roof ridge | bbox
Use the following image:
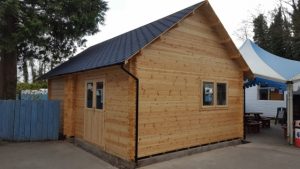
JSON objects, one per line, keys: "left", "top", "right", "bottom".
{"left": 41, "top": 1, "right": 205, "bottom": 79}
{"left": 79, "top": 2, "right": 204, "bottom": 53}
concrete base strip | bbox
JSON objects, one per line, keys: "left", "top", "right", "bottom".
{"left": 74, "top": 138, "right": 135, "bottom": 169}
{"left": 73, "top": 137, "right": 241, "bottom": 169}
{"left": 137, "top": 139, "right": 242, "bottom": 167}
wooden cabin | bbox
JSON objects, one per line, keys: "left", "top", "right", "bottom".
{"left": 43, "top": 1, "right": 250, "bottom": 167}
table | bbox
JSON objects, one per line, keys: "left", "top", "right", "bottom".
{"left": 245, "top": 112, "right": 263, "bottom": 120}
{"left": 245, "top": 112, "right": 271, "bottom": 128}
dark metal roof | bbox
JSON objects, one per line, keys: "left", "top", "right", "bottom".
{"left": 42, "top": 2, "right": 205, "bottom": 79}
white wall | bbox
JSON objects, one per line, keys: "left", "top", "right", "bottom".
{"left": 245, "top": 86, "right": 286, "bottom": 118}
{"left": 294, "top": 82, "right": 300, "bottom": 94}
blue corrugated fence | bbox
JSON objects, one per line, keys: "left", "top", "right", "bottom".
{"left": 0, "top": 100, "right": 60, "bottom": 141}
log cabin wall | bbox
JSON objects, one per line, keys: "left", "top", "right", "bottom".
{"left": 48, "top": 66, "right": 135, "bottom": 161}
{"left": 134, "top": 10, "right": 244, "bottom": 158}
{"left": 48, "top": 77, "right": 65, "bottom": 133}
{"left": 73, "top": 66, "right": 135, "bottom": 160}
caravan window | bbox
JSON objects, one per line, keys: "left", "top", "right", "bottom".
{"left": 258, "top": 86, "right": 284, "bottom": 101}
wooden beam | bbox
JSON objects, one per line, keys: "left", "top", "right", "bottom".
{"left": 244, "top": 70, "right": 254, "bottom": 79}
{"left": 209, "top": 21, "right": 221, "bottom": 28}
{"left": 230, "top": 54, "right": 240, "bottom": 60}
{"left": 150, "top": 36, "right": 162, "bottom": 45}
{"left": 136, "top": 50, "right": 143, "bottom": 56}
{"left": 190, "top": 10, "right": 196, "bottom": 16}
{"left": 173, "top": 23, "right": 180, "bottom": 28}
{"left": 242, "top": 66, "right": 250, "bottom": 72}
{"left": 220, "top": 38, "right": 232, "bottom": 44}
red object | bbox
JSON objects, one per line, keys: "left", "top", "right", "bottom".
{"left": 295, "top": 139, "right": 300, "bottom": 148}
{"left": 295, "top": 128, "right": 300, "bottom": 148}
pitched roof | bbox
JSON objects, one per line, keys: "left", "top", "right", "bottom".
{"left": 42, "top": 2, "right": 205, "bottom": 79}
{"left": 240, "top": 39, "right": 300, "bottom": 82}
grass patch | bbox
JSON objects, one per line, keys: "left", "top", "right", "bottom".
{"left": 0, "top": 140, "right": 8, "bottom": 146}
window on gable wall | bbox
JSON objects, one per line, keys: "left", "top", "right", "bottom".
{"left": 203, "top": 82, "right": 214, "bottom": 106}
{"left": 217, "top": 83, "right": 227, "bottom": 105}
{"left": 202, "top": 81, "right": 228, "bottom": 107}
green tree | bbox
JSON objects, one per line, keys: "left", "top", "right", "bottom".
{"left": 0, "top": 0, "right": 108, "bottom": 99}
{"left": 253, "top": 14, "right": 270, "bottom": 51}
{"left": 291, "top": 0, "right": 300, "bottom": 59}
{"left": 268, "top": 7, "right": 293, "bottom": 59}
{"left": 282, "top": 10, "right": 294, "bottom": 59}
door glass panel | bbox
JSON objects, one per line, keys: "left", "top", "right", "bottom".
{"left": 96, "top": 82, "right": 104, "bottom": 110}
{"left": 86, "top": 82, "right": 93, "bottom": 108}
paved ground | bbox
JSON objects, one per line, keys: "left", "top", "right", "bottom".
{"left": 246, "top": 121, "right": 288, "bottom": 146}
{"left": 140, "top": 141, "right": 300, "bottom": 169}
{"left": 141, "top": 123, "right": 300, "bottom": 169}
{"left": 0, "top": 123, "right": 299, "bottom": 169}
{"left": 0, "top": 141, "right": 116, "bottom": 169}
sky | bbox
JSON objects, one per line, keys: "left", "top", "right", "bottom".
{"left": 79, "top": 0, "right": 279, "bottom": 53}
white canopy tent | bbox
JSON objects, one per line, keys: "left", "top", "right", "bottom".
{"left": 240, "top": 39, "right": 300, "bottom": 144}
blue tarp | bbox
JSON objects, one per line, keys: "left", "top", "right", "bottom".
{"left": 244, "top": 77, "right": 287, "bottom": 90}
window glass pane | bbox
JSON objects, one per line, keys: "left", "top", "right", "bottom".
{"left": 259, "top": 88, "right": 268, "bottom": 100}
{"left": 217, "top": 83, "right": 227, "bottom": 105}
{"left": 96, "top": 82, "right": 104, "bottom": 109}
{"left": 270, "top": 88, "right": 284, "bottom": 100}
{"left": 203, "top": 82, "right": 214, "bottom": 106}
{"left": 86, "top": 82, "right": 93, "bottom": 108}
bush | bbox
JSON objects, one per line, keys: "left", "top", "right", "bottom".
{"left": 17, "top": 82, "right": 48, "bottom": 93}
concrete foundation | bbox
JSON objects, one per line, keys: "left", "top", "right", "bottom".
{"left": 73, "top": 137, "right": 241, "bottom": 169}
{"left": 74, "top": 138, "right": 135, "bottom": 169}
{"left": 137, "top": 139, "right": 242, "bottom": 167}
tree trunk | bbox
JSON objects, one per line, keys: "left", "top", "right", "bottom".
{"left": 0, "top": 50, "right": 17, "bottom": 100}
{"left": 29, "top": 58, "right": 36, "bottom": 82}
{"left": 23, "top": 57, "right": 28, "bottom": 83}
{"left": 0, "top": 54, "right": 4, "bottom": 98}
{"left": 38, "top": 62, "right": 45, "bottom": 78}
{"left": 0, "top": 4, "right": 18, "bottom": 100}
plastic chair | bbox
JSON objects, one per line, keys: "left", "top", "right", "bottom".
{"left": 275, "top": 107, "right": 287, "bottom": 125}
